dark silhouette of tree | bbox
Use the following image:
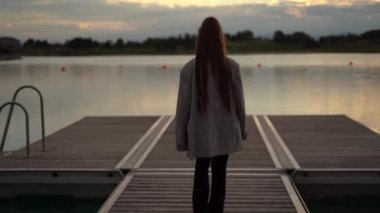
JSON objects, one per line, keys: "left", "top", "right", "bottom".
{"left": 182, "top": 33, "right": 195, "bottom": 49}
{"left": 319, "top": 35, "right": 345, "bottom": 43}
{"left": 66, "top": 37, "right": 98, "bottom": 49}
{"left": 273, "top": 30, "right": 286, "bottom": 43}
{"left": 126, "top": 41, "right": 142, "bottom": 48}
{"left": 361, "top": 29, "right": 380, "bottom": 42}
{"left": 8, "top": 27, "right": 380, "bottom": 55}
{"left": 167, "top": 36, "right": 177, "bottom": 50}
{"left": 228, "top": 30, "right": 254, "bottom": 41}
{"left": 319, "top": 34, "right": 360, "bottom": 46}
{"left": 23, "top": 39, "right": 36, "bottom": 48}
{"left": 115, "top": 38, "right": 124, "bottom": 48}
{"left": 289, "top": 32, "right": 312, "bottom": 43}
{"left": 23, "top": 39, "right": 52, "bottom": 49}
{"left": 103, "top": 40, "right": 113, "bottom": 49}
{"left": 35, "top": 40, "right": 50, "bottom": 49}
{"left": 0, "top": 37, "right": 21, "bottom": 55}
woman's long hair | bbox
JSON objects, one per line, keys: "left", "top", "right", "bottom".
{"left": 195, "top": 17, "right": 233, "bottom": 115}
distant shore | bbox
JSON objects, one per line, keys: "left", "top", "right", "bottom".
{"left": 2, "top": 50, "right": 379, "bottom": 60}
{"left": 20, "top": 40, "right": 380, "bottom": 56}
{"left": 0, "top": 55, "right": 21, "bottom": 60}
{"left": 19, "top": 50, "right": 380, "bottom": 57}
{"left": 1, "top": 28, "right": 378, "bottom": 57}
{"left": 19, "top": 45, "right": 380, "bottom": 57}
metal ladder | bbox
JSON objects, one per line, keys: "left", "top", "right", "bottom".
{"left": 0, "top": 85, "right": 46, "bottom": 157}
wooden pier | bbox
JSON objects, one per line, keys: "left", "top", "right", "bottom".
{"left": 0, "top": 115, "right": 379, "bottom": 212}
{"left": 0, "top": 116, "right": 160, "bottom": 170}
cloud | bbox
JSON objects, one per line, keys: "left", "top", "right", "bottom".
{"left": 35, "top": 0, "right": 53, "bottom": 5}
{"left": 275, "top": 0, "right": 372, "bottom": 7}
{"left": 0, "top": 0, "right": 379, "bottom": 42}
{"left": 15, "top": 19, "right": 135, "bottom": 31}
{"left": 104, "top": 0, "right": 378, "bottom": 7}
{"left": 285, "top": 7, "right": 307, "bottom": 18}
{"left": 5, "top": 22, "right": 14, "bottom": 28}
{"left": 105, "top": 0, "right": 260, "bottom": 8}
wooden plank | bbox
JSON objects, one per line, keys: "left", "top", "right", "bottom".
{"left": 0, "top": 116, "right": 159, "bottom": 170}
{"left": 268, "top": 115, "right": 380, "bottom": 169}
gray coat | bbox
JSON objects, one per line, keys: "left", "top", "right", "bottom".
{"left": 175, "top": 57, "right": 247, "bottom": 158}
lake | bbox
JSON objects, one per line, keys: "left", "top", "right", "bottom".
{"left": 0, "top": 54, "right": 379, "bottom": 151}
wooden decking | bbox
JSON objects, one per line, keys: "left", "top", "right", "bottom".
{"left": 267, "top": 115, "right": 380, "bottom": 169}
{"left": 101, "top": 116, "right": 298, "bottom": 212}
{"left": 1, "top": 114, "right": 379, "bottom": 212}
{"left": 0, "top": 116, "right": 159, "bottom": 169}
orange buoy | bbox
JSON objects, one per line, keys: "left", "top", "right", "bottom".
{"left": 61, "top": 66, "right": 66, "bottom": 72}
{"left": 162, "top": 64, "right": 168, "bottom": 70}
{"left": 257, "top": 63, "right": 262, "bottom": 68}
{"left": 349, "top": 61, "right": 353, "bottom": 66}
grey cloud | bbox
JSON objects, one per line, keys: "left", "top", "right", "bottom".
{"left": 0, "top": 1, "right": 379, "bottom": 42}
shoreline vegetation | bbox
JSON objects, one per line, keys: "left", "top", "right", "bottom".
{"left": 1, "top": 29, "right": 379, "bottom": 59}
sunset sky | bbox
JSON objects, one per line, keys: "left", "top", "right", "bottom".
{"left": 0, "top": 0, "right": 379, "bottom": 42}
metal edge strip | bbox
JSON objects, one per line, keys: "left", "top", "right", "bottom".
{"left": 98, "top": 172, "right": 134, "bottom": 213}
{"left": 114, "top": 116, "right": 165, "bottom": 169}
{"left": 280, "top": 174, "right": 309, "bottom": 213}
{"left": 133, "top": 115, "right": 174, "bottom": 169}
{"left": 98, "top": 116, "right": 173, "bottom": 212}
{"left": 253, "top": 115, "right": 283, "bottom": 169}
{"left": 263, "top": 115, "right": 301, "bottom": 169}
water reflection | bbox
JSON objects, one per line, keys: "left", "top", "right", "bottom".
{"left": 0, "top": 55, "right": 379, "bottom": 150}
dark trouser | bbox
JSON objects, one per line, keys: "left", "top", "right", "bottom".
{"left": 192, "top": 154, "right": 229, "bottom": 213}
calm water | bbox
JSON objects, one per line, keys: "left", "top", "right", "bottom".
{"left": 0, "top": 54, "right": 379, "bottom": 151}
{"left": 306, "top": 196, "right": 380, "bottom": 213}
{"left": 0, "top": 195, "right": 102, "bottom": 213}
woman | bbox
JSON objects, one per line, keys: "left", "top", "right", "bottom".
{"left": 175, "top": 17, "right": 247, "bottom": 213}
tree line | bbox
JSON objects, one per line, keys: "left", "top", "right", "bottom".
{"left": 2, "top": 28, "right": 380, "bottom": 55}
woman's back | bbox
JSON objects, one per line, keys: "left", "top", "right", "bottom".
{"left": 175, "top": 16, "right": 247, "bottom": 213}
{"left": 176, "top": 57, "right": 246, "bottom": 158}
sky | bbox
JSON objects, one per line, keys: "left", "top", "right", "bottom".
{"left": 0, "top": 0, "right": 379, "bottom": 42}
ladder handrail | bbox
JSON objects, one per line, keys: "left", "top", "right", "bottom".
{"left": 0, "top": 102, "right": 30, "bottom": 157}
{"left": 1, "top": 85, "right": 46, "bottom": 152}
